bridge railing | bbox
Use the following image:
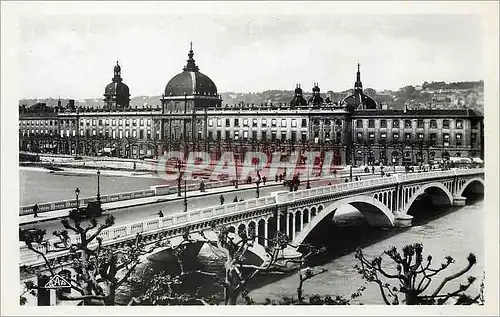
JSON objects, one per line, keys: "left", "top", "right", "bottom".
{"left": 277, "top": 168, "right": 484, "bottom": 203}
{"left": 25, "top": 195, "right": 278, "bottom": 256}
{"left": 20, "top": 179, "right": 233, "bottom": 216}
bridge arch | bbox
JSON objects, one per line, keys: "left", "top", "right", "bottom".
{"left": 457, "top": 177, "right": 484, "bottom": 197}
{"left": 293, "top": 195, "right": 395, "bottom": 246}
{"left": 402, "top": 182, "right": 453, "bottom": 215}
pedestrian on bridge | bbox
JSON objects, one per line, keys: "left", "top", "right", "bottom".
{"left": 233, "top": 196, "right": 238, "bottom": 203}
{"left": 220, "top": 194, "right": 225, "bottom": 205}
{"left": 262, "top": 176, "right": 267, "bottom": 185}
{"left": 275, "top": 174, "right": 278, "bottom": 182}
{"left": 33, "top": 203, "right": 39, "bottom": 218}
{"left": 158, "top": 210, "right": 164, "bottom": 218}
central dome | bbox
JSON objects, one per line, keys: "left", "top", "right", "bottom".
{"left": 164, "top": 45, "right": 218, "bottom": 97}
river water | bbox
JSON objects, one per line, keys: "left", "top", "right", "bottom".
{"left": 19, "top": 170, "right": 484, "bottom": 305}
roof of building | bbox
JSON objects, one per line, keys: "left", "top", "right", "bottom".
{"left": 164, "top": 45, "right": 218, "bottom": 97}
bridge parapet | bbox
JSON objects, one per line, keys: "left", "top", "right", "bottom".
{"left": 23, "top": 195, "right": 278, "bottom": 261}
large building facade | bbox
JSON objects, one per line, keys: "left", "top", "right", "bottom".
{"left": 19, "top": 46, "right": 484, "bottom": 166}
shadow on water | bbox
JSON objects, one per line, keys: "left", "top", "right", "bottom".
{"left": 119, "top": 193, "right": 483, "bottom": 305}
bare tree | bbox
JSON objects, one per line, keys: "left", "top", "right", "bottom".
{"left": 20, "top": 209, "right": 165, "bottom": 305}
{"left": 130, "top": 225, "right": 327, "bottom": 305}
{"left": 355, "top": 243, "right": 481, "bottom": 305}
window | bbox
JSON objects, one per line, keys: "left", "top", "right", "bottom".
{"left": 208, "top": 119, "right": 213, "bottom": 127}
{"left": 443, "top": 120, "right": 450, "bottom": 129}
{"left": 405, "top": 120, "right": 412, "bottom": 128}
{"left": 105, "top": 119, "right": 109, "bottom": 126}
{"left": 234, "top": 131, "right": 239, "bottom": 140}
{"left": 243, "top": 131, "right": 248, "bottom": 140}
{"left": 291, "top": 119, "right": 297, "bottom": 127}
{"left": 271, "top": 119, "right": 277, "bottom": 127}
{"left": 301, "top": 119, "right": 307, "bottom": 127}
{"left": 369, "top": 132, "right": 375, "bottom": 139}
{"left": 281, "top": 119, "right": 287, "bottom": 127}
{"left": 356, "top": 120, "right": 363, "bottom": 128}
{"left": 93, "top": 130, "right": 96, "bottom": 136}
{"left": 217, "top": 131, "right": 221, "bottom": 140}
{"left": 234, "top": 118, "right": 240, "bottom": 127}
{"left": 252, "top": 131, "right": 258, "bottom": 139}
{"left": 456, "top": 133, "right": 462, "bottom": 146}
{"left": 471, "top": 133, "right": 477, "bottom": 145}
{"left": 368, "top": 120, "right": 375, "bottom": 128}
{"left": 302, "top": 132, "right": 307, "bottom": 143}
{"left": 252, "top": 119, "right": 257, "bottom": 127}
{"left": 405, "top": 133, "right": 412, "bottom": 140}
{"left": 225, "top": 119, "right": 230, "bottom": 127}
{"left": 325, "top": 131, "right": 330, "bottom": 140}
{"left": 281, "top": 132, "right": 287, "bottom": 141}
{"left": 112, "top": 119, "right": 116, "bottom": 126}
{"left": 291, "top": 131, "right": 297, "bottom": 142}
{"left": 217, "top": 119, "right": 222, "bottom": 127}
{"left": 418, "top": 133, "right": 424, "bottom": 140}
{"left": 140, "top": 119, "right": 144, "bottom": 126}
{"left": 417, "top": 120, "right": 424, "bottom": 129}
{"left": 139, "top": 130, "right": 144, "bottom": 139}
{"left": 392, "top": 120, "right": 400, "bottom": 128}
{"left": 132, "top": 119, "right": 137, "bottom": 127}
{"left": 132, "top": 130, "right": 137, "bottom": 138}
{"left": 208, "top": 131, "right": 213, "bottom": 139}
{"left": 261, "top": 131, "right": 267, "bottom": 140}
{"left": 430, "top": 133, "right": 437, "bottom": 144}
{"left": 324, "top": 119, "right": 331, "bottom": 126}
{"left": 271, "top": 131, "right": 277, "bottom": 141}
{"left": 380, "top": 120, "right": 387, "bottom": 128}
{"left": 147, "top": 119, "right": 151, "bottom": 126}
{"left": 261, "top": 119, "right": 267, "bottom": 127}
{"left": 80, "top": 129, "right": 84, "bottom": 136}
{"left": 430, "top": 120, "right": 437, "bottom": 129}
{"left": 225, "top": 131, "right": 230, "bottom": 140}
{"left": 119, "top": 130, "right": 123, "bottom": 138}
{"left": 393, "top": 133, "right": 399, "bottom": 140}
{"left": 443, "top": 133, "right": 450, "bottom": 146}
{"left": 381, "top": 133, "right": 387, "bottom": 139}
{"left": 336, "top": 132, "right": 342, "bottom": 143}
{"left": 93, "top": 119, "right": 97, "bottom": 126}
{"left": 243, "top": 118, "right": 248, "bottom": 127}
{"left": 125, "top": 119, "right": 130, "bottom": 126}
{"left": 357, "top": 132, "right": 363, "bottom": 139}
{"left": 99, "top": 119, "right": 103, "bottom": 125}
{"left": 456, "top": 120, "right": 463, "bottom": 129}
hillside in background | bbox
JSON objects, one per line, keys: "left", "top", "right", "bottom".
{"left": 20, "top": 80, "right": 484, "bottom": 113}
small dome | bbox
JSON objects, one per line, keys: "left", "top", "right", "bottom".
{"left": 104, "top": 82, "right": 129, "bottom": 96}
{"left": 342, "top": 93, "right": 377, "bottom": 110}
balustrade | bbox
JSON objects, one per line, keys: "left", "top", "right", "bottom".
{"left": 20, "top": 169, "right": 483, "bottom": 265}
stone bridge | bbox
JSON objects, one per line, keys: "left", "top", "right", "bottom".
{"left": 20, "top": 168, "right": 484, "bottom": 304}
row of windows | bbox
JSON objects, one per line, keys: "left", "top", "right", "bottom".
{"left": 82, "top": 118, "right": 153, "bottom": 127}
{"left": 356, "top": 119, "right": 464, "bottom": 129}
{"left": 207, "top": 118, "right": 344, "bottom": 128}
{"left": 21, "top": 119, "right": 154, "bottom": 127}
{"left": 206, "top": 130, "right": 343, "bottom": 143}
{"left": 22, "top": 129, "right": 159, "bottom": 140}
{"left": 355, "top": 132, "right": 466, "bottom": 146}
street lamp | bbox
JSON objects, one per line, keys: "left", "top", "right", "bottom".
{"left": 256, "top": 179, "right": 260, "bottom": 198}
{"left": 306, "top": 158, "right": 311, "bottom": 189}
{"left": 75, "top": 187, "right": 80, "bottom": 211}
{"left": 234, "top": 157, "right": 239, "bottom": 189}
{"left": 96, "top": 170, "right": 101, "bottom": 203}
{"left": 183, "top": 179, "right": 188, "bottom": 212}
{"left": 177, "top": 160, "right": 182, "bottom": 197}
{"left": 349, "top": 165, "right": 353, "bottom": 182}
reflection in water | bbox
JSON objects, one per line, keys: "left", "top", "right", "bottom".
{"left": 118, "top": 196, "right": 484, "bottom": 305}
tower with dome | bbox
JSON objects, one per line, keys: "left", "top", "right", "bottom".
{"left": 103, "top": 61, "right": 130, "bottom": 110}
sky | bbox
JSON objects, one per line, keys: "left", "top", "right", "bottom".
{"left": 17, "top": 5, "right": 485, "bottom": 99}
